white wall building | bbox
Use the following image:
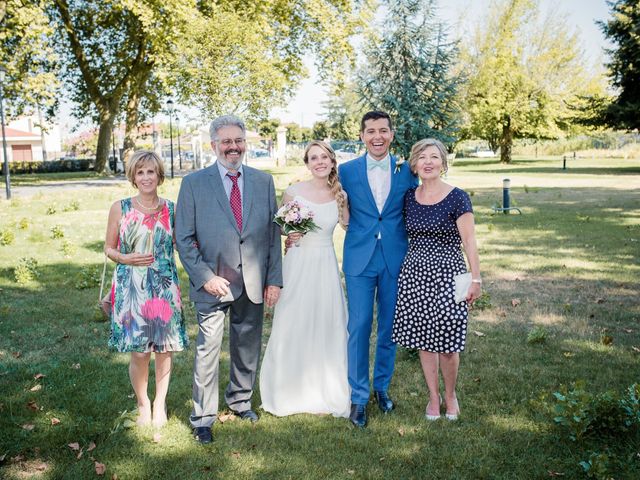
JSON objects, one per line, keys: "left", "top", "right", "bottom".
{"left": 2, "top": 115, "right": 62, "bottom": 162}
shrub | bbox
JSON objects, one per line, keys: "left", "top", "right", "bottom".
{"left": 46, "top": 204, "right": 57, "bottom": 215}
{"left": 63, "top": 200, "right": 80, "bottom": 212}
{"left": 0, "top": 229, "right": 14, "bottom": 246}
{"left": 527, "top": 325, "right": 547, "bottom": 344}
{"left": 61, "top": 240, "right": 75, "bottom": 257}
{"left": 75, "top": 266, "right": 101, "bottom": 289}
{"left": 18, "top": 218, "right": 29, "bottom": 229}
{"left": 50, "top": 225, "right": 65, "bottom": 239}
{"left": 14, "top": 257, "right": 39, "bottom": 284}
{"left": 552, "top": 382, "right": 640, "bottom": 442}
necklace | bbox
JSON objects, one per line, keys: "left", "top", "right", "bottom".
{"left": 134, "top": 195, "right": 161, "bottom": 211}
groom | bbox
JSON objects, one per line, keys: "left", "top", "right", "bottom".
{"left": 338, "top": 111, "right": 418, "bottom": 427}
{"left": 175, "top": 114, "right": 282, "bottom": 444}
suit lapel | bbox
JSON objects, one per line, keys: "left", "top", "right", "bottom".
{"left": 208, "top": 162, "right": 241, "bottom": 234}
{"left": 241, "top": 167, "right": 254, "bottom": 233}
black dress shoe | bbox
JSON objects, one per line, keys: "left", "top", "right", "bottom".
{"left": 373, "top": 390, "right": 395, "bottom": 413}
{"left": 232, "top": 409, "right": 259, "bottom": 423}
{"left": 349, "top": 404, "right": 367, "bottom": 428}
{"left": 193, "top": 426, "right": 212, "bottom": 444}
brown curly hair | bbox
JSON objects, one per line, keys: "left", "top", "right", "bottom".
{"left": 303, "top": 140, "right": 347, "bottom": 226}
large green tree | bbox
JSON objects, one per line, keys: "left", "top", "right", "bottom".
{"left": 0, "top": 0, "right": 59, "bottom": 118}
{"left": 358, "top": 0, "right": 462, "bottom": 159}
{"left": 461, "top": 0, "right": 596, "bottom": 163}
{"left": 599, "top": 0, "right": 640, "bottom": 130}
{"left": 173, "top": 1, "right": 369, "bottom": 121}
{"left": 50, "top": 0, "right": 191, "bottom": 172}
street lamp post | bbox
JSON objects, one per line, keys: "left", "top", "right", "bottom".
{"left": 176, "top": 116, "right": 182, "bottom": 170}
{"left": 0, "top": 67, "right": 11, "bottom": 200}
{"left": 166, "top": 99, "right": 174, "bottom": 179}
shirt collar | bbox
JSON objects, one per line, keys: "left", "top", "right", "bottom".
{"left": 217, "top": 161, "right": 243, "bottom": 178}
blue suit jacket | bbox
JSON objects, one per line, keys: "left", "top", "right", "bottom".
{"left": 339, "top": 154, "right": 418, "bottom": 278}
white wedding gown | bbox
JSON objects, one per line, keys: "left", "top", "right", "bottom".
{"left": 260, "top": 196, "right": 350, "bottom": 417}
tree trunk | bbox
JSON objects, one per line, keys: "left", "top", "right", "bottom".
{"left": 95, "top": 112, "right": 117, "bottom": 173}
{"left": 122, "top": 90, "right": 140, "bottom": 171}
{"left": 500, "top": 115, "right": 513, "bottom": 164}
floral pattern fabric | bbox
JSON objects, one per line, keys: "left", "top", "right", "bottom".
{"left": 108, "top": 198, "right": 188, "bottom": 353}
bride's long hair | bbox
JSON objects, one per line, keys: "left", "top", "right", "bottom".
{"left": 303, "top": 140, "right": 347, "bottom": 227}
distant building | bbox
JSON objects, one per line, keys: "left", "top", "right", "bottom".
{"left": 3, "top": 115, "right": 62, "bottom": 162}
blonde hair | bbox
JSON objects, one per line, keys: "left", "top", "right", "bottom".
{"left": 126, "top": 150, "right": 165, "bottom": 187}
{"left": 409, "top": 138, "right": 449, "bottom": 175}
{"left": 303, "top": 140, "right": 347, "bottom": 225}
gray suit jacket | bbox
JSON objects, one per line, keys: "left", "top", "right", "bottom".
{"left": 175, "top": 163, "right": 282, "bottom": 305}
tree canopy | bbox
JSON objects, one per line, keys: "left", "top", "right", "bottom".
{"left": 599, "top": 0, "right": 640, "bottom": 130}
{"left": 358, "top": 0, "right": 462, "bottom": 159}
{"left": 460, "top": 0, "right": 599, "bottom": 163}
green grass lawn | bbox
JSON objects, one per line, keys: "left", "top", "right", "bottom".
{"left": 0, "top": 156, "right": 639, "bottom": 479}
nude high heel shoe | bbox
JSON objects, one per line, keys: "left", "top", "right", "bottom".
{"left": 425, "top": 395, "right": 442, "bottom": 421}
{"left": 445, "top": 397, "right": 460, "bottom": 421}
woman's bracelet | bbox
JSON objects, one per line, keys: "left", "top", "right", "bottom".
{"left": 472, "top": 278, "right": 482, "bottom": 284}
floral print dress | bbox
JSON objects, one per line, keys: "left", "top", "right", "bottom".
{"left": 108, "top": 198, "right": 188, "bottom": 353}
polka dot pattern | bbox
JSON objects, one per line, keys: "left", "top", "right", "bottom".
{"left": 392, "top": 187, "right": 473, "bottom": 353}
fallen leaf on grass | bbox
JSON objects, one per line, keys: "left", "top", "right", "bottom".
{"left": 30, "top": 384, "right": 42, "bottom": 392}
{"left": 347, "top": 470, "right": 355, "bottom": 475}
{"left": 473, "top": 331, "right": 485, "bottom": 337}
{"left": 379, "top": 457, "right": 385, "bottom": 462}
{"left": 33, "top": 373, "right": 46, "bottom": 380}
{"left": 71, "top": 363, "right": 81, "bottom": 370}
{"left": 0, "top": 453, "right": 7, "bottom": 463}
{"left": 231, "top": 452, "right": 241, "bottom": 459}
{"left": 397, "top": 428, "right": 405, "bottom": 437}
{"left": 601, "top": 335, "right": 613, "bottom": 346}
{"left": 27, "top": 401, "right": 38, "bottom": 411}
{"left": 595, "top": 298, "right": 605, "bottom": 304}
{"left": 631, "top": 346, "right": 640, "bottom": 353}
{"left": 76, "top": 448, "right": 83, "bottom": 460}
{"left": 35, "top": 463, "right": 48, "bottom": 471}
{"left": 11, "top": 455, "right": 25, "bottom": 462}
{"left": 473, "top": 377, "right": 481, "bottom": 383}
{"left": 548, "top": 471, "right": 564, "bottom": 477}
{"left": 51, "top": 417, "right": 61, "bottom": 426}
{"left": 623, "top": 328, "right": 633, "bottom": 333}
{"left": 62, "top": 334, "right": 70, "bottom": 339}
{"left": 68, "top": 442, "right": 80, "bottom": 451}
{"left": 12, "top": 351, "right": 21, "bottom": 358}
{"left": 562, "top": 352, "right": 575, "bottom": 358}
{"left": 111, "top": 475, "right": 118, "bottom": 480}
{"left": 87, "top": 441, "right": 96, "bottom": 452}
{"left": 511, "top": 299, "right": 521, "bottom": 307}
{"left": 218, "top": 413, "right": 236, "bottom": 423}
{"left": 95, "top": 461, "right": 106, "bottom": 475}
{"left": 22, "top": 424, "right": 35, "bottom": 431}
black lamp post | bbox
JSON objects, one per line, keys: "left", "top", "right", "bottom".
{"left": 0, "top": 67, "right": 11, "bottom": 200}
{"left": 166, "top": 99, "right": 174, "bottom": 179}
{"left": 176, "top": 116, "right": 182, "bottom": 170}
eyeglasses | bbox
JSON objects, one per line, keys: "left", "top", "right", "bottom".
{"left": 218, "top": 138, "right": 246, "bottom": 146}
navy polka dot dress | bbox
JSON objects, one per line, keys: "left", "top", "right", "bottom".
{"left": 392, "top": 186, "right": 473, "bottom": 353}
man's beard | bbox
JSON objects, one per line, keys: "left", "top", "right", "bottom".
{"left": 217, "top": 151, "right": 244, "bottom": 171}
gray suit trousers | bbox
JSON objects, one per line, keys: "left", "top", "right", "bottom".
{"left": 190, "top": 290, "right": 264, "bottom": 428}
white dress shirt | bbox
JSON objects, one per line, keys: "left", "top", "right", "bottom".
{"left": 366, "top": 152, "right": 391, "bottom": 213}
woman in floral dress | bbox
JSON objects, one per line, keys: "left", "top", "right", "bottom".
{"left": 104, "top": 150, "right": 188, "bottom": 427}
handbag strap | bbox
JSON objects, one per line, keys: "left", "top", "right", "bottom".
{"left": 98, "top": 254, "right": 108, "bottom": 302}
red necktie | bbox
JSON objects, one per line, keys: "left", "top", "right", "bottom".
{"left": 227, "top": 173, "right": 242, "bottom": 230}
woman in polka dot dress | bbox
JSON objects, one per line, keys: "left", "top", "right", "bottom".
{"left": 392, "top": 138, "right": 481, "bottom": 421}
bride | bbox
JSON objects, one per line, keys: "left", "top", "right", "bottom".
{"left": 259, "top": 140, "right": 350, "bottom": 417}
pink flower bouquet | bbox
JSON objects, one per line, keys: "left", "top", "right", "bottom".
{"left": 273, "top": 200, "right": 319, "bottom": 235}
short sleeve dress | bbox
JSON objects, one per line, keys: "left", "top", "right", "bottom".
{"left": 108, "top": 198, "right": 188, "bottom": 353}
{"left": 392, "top": 187, "right": 473, "bottom": 353}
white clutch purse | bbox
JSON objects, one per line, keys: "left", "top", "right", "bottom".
{"left": 453, "top": 272, "right": 472, "bottom": 303}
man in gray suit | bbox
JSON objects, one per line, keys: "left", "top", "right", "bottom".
{"left": 175, "top": 115, "right": 282, "bottom": 444}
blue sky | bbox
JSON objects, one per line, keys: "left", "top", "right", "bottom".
{"left": 273, "top": 0, "right": 613, "bottom": 127}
